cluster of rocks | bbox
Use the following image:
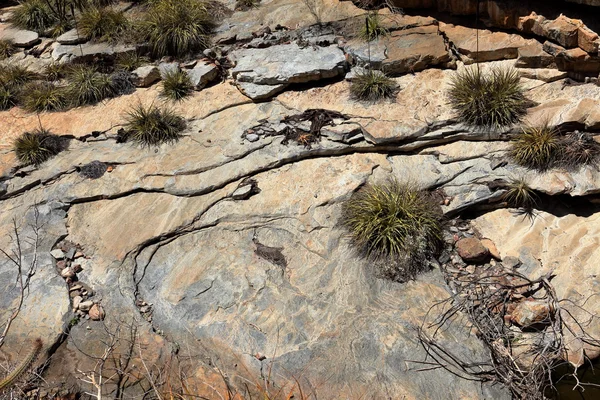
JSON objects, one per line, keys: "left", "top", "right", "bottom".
{"left": 51, "top": 241, "right": 105, "bottom": 322}
{"left": 441, "top": 221, "right": 556, "bottom": 370}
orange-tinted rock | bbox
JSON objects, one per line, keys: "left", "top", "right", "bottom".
{"left": 456, "top": 237, "right": 489, "bottom": 263}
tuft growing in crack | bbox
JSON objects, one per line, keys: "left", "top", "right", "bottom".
{"left": 122, "top": 103, "right": 186, "bottom": 146}
{"left": 13, "top": 128, "right": 67, "bottom": 166}
{"left": 340, "top": 178, "right": 443, "bottom": 282}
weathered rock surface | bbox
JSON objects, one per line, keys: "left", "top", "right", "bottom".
{"left": 0, "top": 27, "right": 39, "bottom": 47}
{"left": 132, "top": 65, "right": 161, "bottom": 87}
{"left": 56, "top": 29, "right": 87, "bottom": 45}
{"left": 51, "top": 42, "right": 136, "bottom": 63}
{"left": 185, "top": 61, "right": 219, "bottom": 89}
{"left": 456, "top": 237, "right": 489, "bottom": 263}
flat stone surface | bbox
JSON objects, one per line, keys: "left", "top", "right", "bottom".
{"left": 236, "top": 81, "right": 288, "bottom": 100}
{"left": 132, "top": 65, "right": 161, "bottom": 87}
{"left": 56, "top": 29, "right": 87, "bottom": 45}
{"left": 230, "top": 43, "right": 347, "bottom": 85}
{"left": 52, "top": 42, "right": 136, "bottom": 62}
{"left": 185, "top": 61, "right": 219, "bottom": 89}
{"left": 0, "top": 27, "right": 39, "bottom": 47}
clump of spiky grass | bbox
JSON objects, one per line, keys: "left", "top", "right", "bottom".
{"left": 341, "top": 179, "right": 443, "bottom": 281}
{"left": 358, "top": 12, "right": 389, "bottom": 42}
{"left": 235, "top": 0, "right": 260, "bottom": 11}
{"left": 43, "top": 62, "right": 69, "bottom": 81}
{"left": 13, "top": 128, "right": 66, "bottom": 166}
{"left": 350, "top": 69, "right": 397, "bottom": 102}
{"left": 0, "top": 85, "right": 17, "bottom": 110}
{"left": 510, "top": 123, "right": 561, "bottom": 171}
{"left": 77, "top": 6, "right": 128, "bottom": 42}
{"left": 0, "top": 65, "right": 37, "bottom": 89}
{"left": 502, "top": 178, "right": 538, "bottom": 211}
{"left": 160, "top": 69, "right": 193, "bottom": 101}
{"left": 448, "top": 67, "right": 527, "bottom": 129}
{"left": 20, "top": 81, "right": 67, "bottom": 112}
{"left": 114, "top": 52, "right": 149, "bottom": 72}
{"left": 560, "top": 131, "right": 600, "bottom": 169}
{"left": 9, "top": 0, "right": 56, "bottom": 33}
{"left": 65, "top": 64, "right": 114, "bottom": 106}
{"left": 141, "top": 0, "right": 215, "bottom": 57}
{"left": 0, "top": 40, "right": 16, "bottom": 60}
{"left": 123, "top": 103, "right": 186, "bottom": 146}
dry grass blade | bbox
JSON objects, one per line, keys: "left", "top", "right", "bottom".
{"left": 358, "top": 12, "right": 389, "bottom": 42}
{"left": 510, "top": 123, "right": 561, "bottom": 171}
{"left": 501, "top": 178, "right": 538, "bottom": 211}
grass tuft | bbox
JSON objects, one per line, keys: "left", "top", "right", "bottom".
{"left": 77, "top": 6, "right": 128, "bottom": 42}
{"left": 0, "top": 40, "right": 16, "bottom": 60}
{"left": 123, "top": 103, "right": 186, "bottom": 146}
{"left": 141, "top": 0, "right": 215, "bottom": 57}
{"left": 44, "top": 62, "right": 69, "bottom": 81}
{"left": 560, "top": 131, "right": 600, "bottom": 169}
{"left": 510, "top": 123, "right": 561, "bottom": 171}
{"left": 13, "top": 128, "right": 66, "bottom": 166}
{"left": 0, "top": 65, "right": 37, "bottom": 89}
{"left": 350, "top": 69, "right": 397, "bottom": 102}
{"left": 160, "top": 69, "right": 193, "bottom": 101}
{"left": 20, "top": 81, "right": 67, "bottom": 112}
{"left": 358, "top": 12, "right": 389, "bottom": 42}
{"left": 502, "top": 178, "right": 538, "bottom": 211}
{"left": 341, "top": 179, "right": 443, "bottom": 281}
{"left": 9, "top": 0, "right": 56, "bottom": 33}
{"left": 448, "top": 67, "right": 527, "bottom": 129}
{"left": 65, "top": 64, "right": 114, "bottom": 106}
{"left": 0, "top": 85, "right": 17, "bottom": 110}
{"left": 114, "top": 52, "right": 149, "bottom": 72}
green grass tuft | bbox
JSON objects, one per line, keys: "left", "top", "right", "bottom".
{"left": 350, "top": 69, "right": 397, "bottom": 102}
{"left": 9, "top": 0, "right": 56, "bottom": 33}
{"left": 114, "top": 52, "right": 149, "bottom": 72}
{"left": 13, "top": 128, "right": 66, "bottom": 166}
{"left": 341, "top": 179, "right": 443, "bottom": 281}
{"left": 448, "top": 67, "right": 527, "bottom": 129}
{"left": 0, "top": 85, "right": 17, "bottom": 110}
{"left": 65, "top": 64, "right": 114, "bottom": 106}
{"left": 502, "top": 178, "right": 538, "bottom": 211}
{"left": 20, "top": 81, "right": 67, "bottom": 112}
{"left": 160, "top": 69, "right": 193, "bottom": 101}
{"left": 123, "top": 103, "right": 186, "bottom": 146}
{"left": 0, "top": 40, "right": 16, "bottom": 60}
{"left": 77, "top": 6, "right": 128, "bottom": 42}
{"left": 358, "top": 12, "right": 389, "bottom": 42}
{"left": 510, "top": 123, "right": 561, "bottom": 171}
{"left": 141, "top": 0, "right": 215, "bottom": 57}
{"left": 44, "top": 62, "right": 69, "bottom": 81}
{"left": 0, "top": 64, "right": 37, "bottom": 89}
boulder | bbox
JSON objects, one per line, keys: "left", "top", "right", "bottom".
{"left": 158, "top": 62, "right": 179, "bottom": 78}
{"left": 515, "top": 42, "right": 555, "bottom": 68}
{"left": 185, "top": 61, "right": 219, "bottom": 90}
{"left": 510, "top": 300, "right": 553, "bottom": 327}
{"left": 480, "top": 238, "right": 501, "bottom": 260}
{"left": 0, "top": 27, "right": 40, "bottom": 47}
{"left": 442, "top": 24, "right": 536, "bottom": 62}
{"left": 88, "top": 304, "right": 105, "bottom": 321}
{"left": 543, "top": 15, "right": 580, "bottom": 48}
{"left": 345, "top": 25, "right": 450, "bottom": 74}
{"left": 456, "top": 237, "right": 489, "bottom": 263}
{"left": 56, "top": 29, "right": 87, "bottom": 45}
{"left": 230, "top": 43, "right": 347, "bottom": 85}
{"left": 132, "top": 65, "right": 161, "bottom": 88}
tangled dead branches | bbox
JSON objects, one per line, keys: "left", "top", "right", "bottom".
{"left": 414, "top": 260, "right": 600, "bottom": 399}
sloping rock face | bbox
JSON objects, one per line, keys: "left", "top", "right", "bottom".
{"left": 4, "top": 0, "right": 600, "bottom": 398}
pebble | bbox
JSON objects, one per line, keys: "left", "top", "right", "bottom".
{"left": 60, "top": 267, "right": 76, "bottom": 279}
{"left": 72, "top": 296, "right": 83, "bottom": 310}
{"left": 246, "top": 133, "right": 260, "bottom": 142}
{"left": 51, "top": 249, "right": 65, "bottom": 259}
{"left": 79, "top": 300, "right": 94, "bottom": 311}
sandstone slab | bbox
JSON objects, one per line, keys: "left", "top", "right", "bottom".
{"left": 0, "top": 27, "right": 39, "bottom": 47}
{"left": 56, "top": 29, "right": 87, "bottom": 45}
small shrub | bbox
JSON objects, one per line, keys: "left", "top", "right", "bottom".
{"left": 78, "top": 6, "right": 128, "bottom": 42}
{"left": 160, "top": 69, "right": 193, "bottom": 101}
{"left": 358, "top": 12, "right": 388, "bottom": 42}
{"left": 13, "top": 128, "right": 66, "bottom": 166}
{"left": 79, "top": 160, "right": 108, "bottom": 179}
{"left": 341, "top": 179, "right": 443, "bottom": 281}
{"left": 350, "top": 69, "right": 396, "bottom": 102}
{"left": 448, "top": 67, "right": 527, "bottom": 129}
{"left": 9, "top": 0, "right": 56, "bottom": 33}
{"left": 123, "top": 103, "right": 186, "bottom": 146}
{"left": 114, "top": 52, "right": 148, "bottom": 72}
{"left": 66, "top": 65, "right": 114, "bottom": 106}
{"left": 0, "top": 85, "right": 17, "bottom": 110}
{"left": 109, "top": 70, "right": 136, "bottom": 95}
{"left": 142, "top": 0, "right": 215, "bottom": 57}
{"left": 44, "top": 62, "right": 69, "bottom": 81}
{"left": 560, "top": 131, "right": 600, "bottom": 169}
{"left": 235, "top": 0, "right": 260, "bottom": 11}
{"left": 0, "top": 40, "right": 16, "bottom": 60}
{"left": 0, "top": 65, "right": 37, "bottom": 89}
{"left": 510, "top": 123, "right": 561, "bottom": 171}
{"left": 20, "top": 81, "right": 67, "bottom": 112}
{"left": 502, "top": 178, "right": 538, "bottom": 211}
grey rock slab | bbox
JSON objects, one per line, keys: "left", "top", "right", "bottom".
{"left": 51, "top": 248, "right": 65, "bottom": 259}
{"left": 230, "top": 43, "right": 347, "bottom": 85}
{"left": 185, "top": 61, "right": 219, "bottom": 90}
{"left": 56, "top": 29, "right": 87, "bottom": 45}
{"left": 52, "top": 42, "right": 135, "bottom": 62}
{"left": 1, "top": 27, "right": 40, "bottom": 47}
{"left": 235, "top": 81, "right": 288, "bottom": 101}
{"left": 132, "top": 65, "right": 161, "bottom": 88}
